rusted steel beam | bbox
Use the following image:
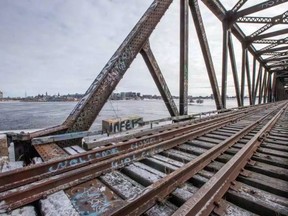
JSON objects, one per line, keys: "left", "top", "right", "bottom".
{"left": 141, "top": 41, "right": 179, "bottom": 117}
{"left": 60, "top": 0, "right": 173, "bottom": 133}
{"left": 231, "top": 0, "right": 248, "bottom": 13}
{"left": 189, "top": 0, "right": 223, "bottom": 110}
{"left": 251, "top": 28, "right": 288, "bottom": 42}
{"left": 254, "top": 39, "right": 288, "bottom": 44}
{"left": 264, "top": 56, "right": 288, "bottom": 63}
{"left": 235, "top": 0, "right": 288, "bottom": 19}
{"left": 0, "top": 112, "right": 247, "bottom": 211}
{"left": 248, "top": 11, "right": 288, "bottom": 39}
{"left": 245, "top": 50, "right": 253, "bottom": 105}
{"left": 179, "top": 0, "right": 189, "bottom": 115}
{"left": 236, "top": 16, "right": 272, "bottom": 24}
{"left": 221, "top": 22, "right": 229, "bottom": 108}
{"left": 260, "top": 70, "right": 268, "bottom": 103}
{"left": 272, "top": 74, "right": 277, "bottom": 101}
{"left": 228, "top": 32, "right": 241, "bottom": 107}
{"left": 252, "top": 56, "right": 256, "bottom": 104}
{"left": 259, "top": 46, "right": 288, "bottom": 55}
{"left": 258, "top": 68, "right": 263, "bottom": 104}
{"left": 171, "top": 103, "right": 286, "bottom": 216}
{"left": 259, "top": 37, "right": 288, "bottom": 53}
{"left": 253, "top": 65, "right": 262, "bottom": 104}
{"left": 109, "top": 103, "right": 284, "bottom": 216}
{"left": 241, "top": 46, "right": 246, "bottom": 106}
{"left": 267, "top": 73, "right": 272, "bottom": 102}
{"left": 264, "top": 73, "right": 270, "bottom": 103}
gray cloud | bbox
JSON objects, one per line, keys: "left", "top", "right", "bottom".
{"left": 0, "top": 0, "right": 286, "bottom": 97}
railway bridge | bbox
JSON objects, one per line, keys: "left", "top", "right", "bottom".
{"left": 0, "top": 0, "right": 288, "bottom": 215}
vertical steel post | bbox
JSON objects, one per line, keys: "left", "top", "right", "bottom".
{"left": 263, "top": 71, "right": 268, "bottom": 103}
{"left": 267, "top": 73, "right": 272, "bottom": 102}
{"left": 272, "top": 74, "right": 276, "bottom": 102}
{"left": 221, "top": 22, "right": 228, "bottom": 109}
{"left": 253, "top": 65, "right": 261, "bottom": 104}
{"left": 189, "top": 0, "right": 223, "bottom": 110}
{"left": 241, "top": 45, "right": 246, "bottom": 106}
{"left": 260, "top": 70, "right": 267, "bottom": 104}
{"left": 228, "top": 32, "right": 241, "bottom": 107}
{"left": 180, "top": 0, "right": 189, "bottom": 115}
{"left": 258, "top": 67, "right": 263, "bottom": 104}
{"left": 252, "top": 56, "right": 256, "bottom": 105}
{"left": 245, "top": 50, "right": 252, "bottom": 105}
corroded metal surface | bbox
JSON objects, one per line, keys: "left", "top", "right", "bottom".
{"left": 66, "top": 179, "right": 124, "bottom": 216}
{"left": 63, "top": 0, "right": 173, "bottom": 132}
{"left": 0, "top": 102, "right": 286, "bottom": 214}
{"left": 34, "top": 143, "right": 68, "bottom": 161}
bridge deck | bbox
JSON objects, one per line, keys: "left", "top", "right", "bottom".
{"left": 0, "top": 101, "right": 287, "bottom": 216}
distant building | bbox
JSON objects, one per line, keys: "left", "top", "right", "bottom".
{"left": 0, "top": 91, "right": 3, "bottom": 99}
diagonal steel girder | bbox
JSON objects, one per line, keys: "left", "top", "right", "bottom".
{"left": 259, "top": 37, "right": 288, "bottom": 51}
{"left": 258, "top": 44, "right": 288, "bottom": 55}
{"left": 264, "top": 56, "right": 288, "bottom": 63}
{"left": 201, "top": 0, "right": 267, "bottom": 72}
{"left": 237, "top": 16, "right": 288, "bottom": 24}
{"left": 235, "top": 0, "right": 288, "bottom": 19}
{"left": 141, "top": 41, "right": 179, "bottom": 117}
{"left": 231, "top": 0, "right": 248, "bottom": 13}
{"left": 250, "top": 28, "right": 288, "bottom": 42}
{"left": 265, "top": 51, "right": 288, "bottom": 61}
{"left": 62, "top": 0, "right": 174, "bottom": 132}
{"left": 248, "top": 11, "right": 288, "bottom": 39}
{"left": 189, "top": 0, "right": 223, "bottom": 110}
{"left": 254, "top": 39, "right": 288, "bottom": 44}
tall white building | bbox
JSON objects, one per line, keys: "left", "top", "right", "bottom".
{"left": 0, "top": 91, "right": 3, "bottom": 99}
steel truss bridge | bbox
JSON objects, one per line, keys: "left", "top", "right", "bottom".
{"left": 1, "top": 0, "right": 288, "bottom": 215}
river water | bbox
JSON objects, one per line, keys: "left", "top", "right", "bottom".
{"left": 0, "top": 99, "right": 246, "bottom": 131}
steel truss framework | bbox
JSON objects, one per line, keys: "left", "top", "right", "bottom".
{"left": 27, "top": 0, "right": 288, "bottom": 140}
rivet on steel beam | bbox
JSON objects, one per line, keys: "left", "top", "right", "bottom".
{"left": 214, "top": 201, "right": 221, "bottom": 207}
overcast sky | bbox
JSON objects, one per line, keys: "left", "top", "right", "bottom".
{"left": 0, "top": 0, "right": 287, "bottom": 97}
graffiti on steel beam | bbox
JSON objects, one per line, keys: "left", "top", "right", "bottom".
{"left": 63, "top": 0, "right": 173, "bottom": 132}
{"left": 48, "top": 147, "right": 119, "bottom": 172}
{"left": 261, "top": 0, "right": 288, "bottom": 10}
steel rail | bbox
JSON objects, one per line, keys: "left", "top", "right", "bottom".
{"left": 172, "top": 102, "right": 287, "bottom": 216}
{"left": 0, "top": 105, "right": 261, "bottom": 193}
{"left": 109, "top": 103, "right": 286, "bottom": 216}
{"left": 0, "top": 107, "right": 257, "bottom": 212}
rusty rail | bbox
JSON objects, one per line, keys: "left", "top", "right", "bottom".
{"left": 109, "top": 102, "right": 286, "bottom": 216}
{"left": 0, "top": 105, "right": 259, "bottom": 193}
{"left": 171, "top": 102, "right": 287, "bottom": 216}
{"left": 0, "top": 106, "right": 257, "bottom": 212}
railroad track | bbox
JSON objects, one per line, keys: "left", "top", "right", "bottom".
{"left": 0, "top": 101, "right": 287, "bottom": 215}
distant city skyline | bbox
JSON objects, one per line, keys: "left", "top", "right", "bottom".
{"left": 0, "top": 1, "right": 284, "bottom": 98}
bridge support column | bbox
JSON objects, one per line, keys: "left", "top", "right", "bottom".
{"left": 258, "top": 67, "right": 263, "bottom": 104}
{"left": 180, "top": 0, "right": 189, "bottom": 115}
{"left": 241, "top": 45, "right": 246, "bottom": 106}
{"left": 254, "top": 64, "right": 261, "bottom": 104}
{"left": 245, "top": 50, "right": 253, "bottom": 105}
{"left": 228, "top": 32, "right": 241, "bottom": 107}
{"left": 251, "top": 57, "right": 256, "bottom": 105}
{"left": 221, "top": 22, "right": 228, "bottom": 109}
